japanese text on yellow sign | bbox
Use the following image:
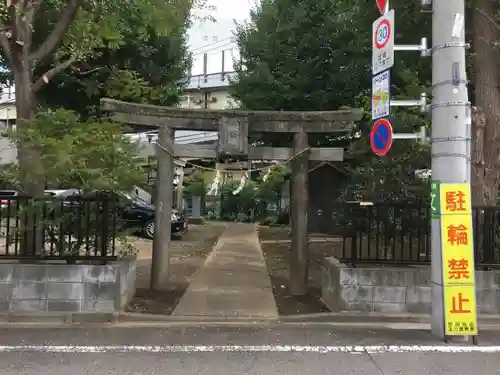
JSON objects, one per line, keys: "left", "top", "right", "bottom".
{"left": 439, "top": 183, "right": 478, "bottom": 336}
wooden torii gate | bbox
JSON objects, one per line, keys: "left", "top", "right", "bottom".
{"left": 101, "top": 98, "right": 363, "bottom": 294}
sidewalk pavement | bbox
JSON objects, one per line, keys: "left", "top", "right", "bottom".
{"left": 172, "top": 223, "right": 278, "bottom": 318}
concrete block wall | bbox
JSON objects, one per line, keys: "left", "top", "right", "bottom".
{"left": 0, "top": 257, "right": 136, "bottom": 313}
{"left": 322, "top": 257, "right": 500, "bottom": 314}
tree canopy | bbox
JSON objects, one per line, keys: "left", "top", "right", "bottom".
{"left": 256, "top": 164, "right": 289, "bottom": 204}
{"left": 0, "top": 0, "right": 196, "bottom": 88}
{"left": 2, "top": 108, "right": 145, "bottom": 192}
{"left": 0, "top": 0, "right": 206, "bottom": 195}
{"left": 183, "top": 170, "right": 208, "bottom": 198}
{"left": 232, "top": 0, "right": 500, "bottom": 205}
{"left": 231, "top": 0, "right": 432, "bottom": 202}
{"left": 35, "top": 10, "right": 192, "bottom": 117}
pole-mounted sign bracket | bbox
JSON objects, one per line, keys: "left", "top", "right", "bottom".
{"left": 391, "top": 92, "right": 429, "bottom": 112}
{"left": 393, "top": 125, "right": 428, "bottom": 144}
{"left": 394, "top": 37, "right": 430, "bottom": 57}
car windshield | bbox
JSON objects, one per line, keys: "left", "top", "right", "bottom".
{"left": 126, "top": 187, "right": 152, "bottom": 204}
{"left": 47, "top": 188, "right": 153, "bottom": 206}
{"left": 124, "top": 194, "right": 150, "bottom": 205}
{"left": 136, "top": 187, "right": 152, "bottom": 203}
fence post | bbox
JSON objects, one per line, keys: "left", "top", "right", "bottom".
{"left": 220, "top": 192, "right": 224, "bottom": 218}
{"left": 492, "top": 208, "right": 498, "bottom": 264}
{"left": 100, "top": 198, "right": 110, "bottom": 258}
{"left": 351, "top": 204, "right": 359, "bottom": 266}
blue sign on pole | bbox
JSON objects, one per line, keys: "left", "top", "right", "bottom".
{"left": 370, "top": 118, "right": 393, "bottom": 156}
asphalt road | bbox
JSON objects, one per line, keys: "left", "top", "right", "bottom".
{"left": 4, "top": 351, "right": 500, "bottom": 375}
{"left": 0, "top": 325, "right": 499, "bottom": 375}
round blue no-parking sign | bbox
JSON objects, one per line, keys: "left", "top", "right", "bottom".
{"left": 370, "top": 118, "right": 393, "bottom": 156}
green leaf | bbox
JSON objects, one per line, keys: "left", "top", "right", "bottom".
{"left": 231, "top": 0, "right": 432, "bottom": 202}
{"left": 7, "top": 109, "right": 147, "bottom": 192}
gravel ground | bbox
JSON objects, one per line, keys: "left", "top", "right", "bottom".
{"left": 258, "top": 225, "right": 427, "bottom": 317}
{"left": 258, "top": 226, "right": 346, "bottom": 316}
{"left": 126, "top": 222, "right": 226, "bottom": 315}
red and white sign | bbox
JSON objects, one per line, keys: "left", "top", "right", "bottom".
{"left": 376, "top": 0, "right": 387, "bottom": 14}
{"left": 370, "top": 119, "right": 393, "bottom": 156}
{"left": 374, "top": 19, "right": 391, "bottom": 49}
{"left": 372, "top": 9, "right": 395, "bottom": 75}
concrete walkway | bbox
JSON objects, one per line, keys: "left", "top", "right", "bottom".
{"left": 172, "top": 223, "right": 278, "bottom": 318}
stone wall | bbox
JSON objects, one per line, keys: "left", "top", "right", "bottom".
{"left": 0, "top": 257, "right": 136, "bottom": 313}
{"left": 322, "top": 257, "right": 500, "bottom": 314}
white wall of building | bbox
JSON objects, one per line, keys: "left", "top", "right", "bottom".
{"left": 0, "top": 88, "right": 16, "bottom": 165}
{"left": 0, "top": 127, "right": 16, "bottom": 165}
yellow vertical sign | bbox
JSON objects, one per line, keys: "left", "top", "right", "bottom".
{"left": 439, "top": 183, "right": 478, "bottom": 335}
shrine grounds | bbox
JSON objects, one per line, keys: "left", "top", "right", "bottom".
{"left": 124, "top": 222, "right": 342, "bottom": 316}
{"left": 125, "top": 222, "right": 226, "bottom": 315}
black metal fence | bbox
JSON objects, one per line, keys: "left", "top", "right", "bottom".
{"left": 0, "top": 196, "right": 118, "bottom": 261}
{"left": 326, "top": 203, "right": 500, "bottom": 268}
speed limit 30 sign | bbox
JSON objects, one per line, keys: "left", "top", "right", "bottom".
{"left": 372, "top": 9, "right": 395, "bottom": 75}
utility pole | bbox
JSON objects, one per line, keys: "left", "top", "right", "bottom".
{"left": 430, "top": 0, "right": 470, "bottom": 337}
{"left": 371, "top": 0, "right": 475, "bottom": 340}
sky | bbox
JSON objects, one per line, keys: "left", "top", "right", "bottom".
{"left": 0, "top": 0, "right": 257, "bottom": 98}
{"left": 186, "top": 0, "right": 256, "bottom": 74}
{"left": 207, "top": 0, "right": 255, "bottom": 21}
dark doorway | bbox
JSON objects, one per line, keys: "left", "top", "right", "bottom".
{"left": 307, "top": 163, "right": 345, "bottom": 234}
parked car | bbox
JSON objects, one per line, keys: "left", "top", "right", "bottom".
{"left": 46, "top": 189, "right": 186, "bottom": 239}
{"left": 0, "top": 190, "right": 18, "bottom": 210}
{"left": 118, "top": 193, "right": 187, "bottom": 239}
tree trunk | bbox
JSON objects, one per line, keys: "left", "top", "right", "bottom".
{"left": 0, "top": 1, "right": 83, "bottom": 256}
{"left": 15, "top": 73, "right": 44, "bottom": 195}
{"left": 471, "top": 0, "right": 500, "bottom": 206}
{"left": 15, "top": 73, "right": 45, "bottom": 256}
{"left": 11, "top": 45, "right": 45, "bottom": 256}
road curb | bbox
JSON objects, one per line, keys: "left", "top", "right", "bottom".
{"left": 278, "top": 312, "right": 428, "bottom": 323}
{"left": 0, "top": 312, "right": 119, "bottom": 324}
{"left": 278, "top": 312, "right": 500, "bottom": 324}
{"left": 119, "top": 312, "right": 277, "bottom": 322}
{"left": 0, "top": 311, "right": 500, "bottom": 329}
{"left": 0, "top": 312, "right": 278, "bottom": 326}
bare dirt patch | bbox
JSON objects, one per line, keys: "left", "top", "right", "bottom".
{"left": 126, "top": 222, "right": 226, "bottom": 315}
{"left": 258, "top": 226, "right": 346, "bottom": 316}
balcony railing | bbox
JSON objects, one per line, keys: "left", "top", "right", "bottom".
{"left": 185, "top": 72, "right": 237, "bottom": 90}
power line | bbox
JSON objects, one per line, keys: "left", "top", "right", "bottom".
{"left": 190, "top": 42, "right": 237, "bottom": 57}
{"left": 188, "top": 37, "right": 235, "bottom": 53}
{"left": 190, "top": 43, "right": 239, "bottom": 58}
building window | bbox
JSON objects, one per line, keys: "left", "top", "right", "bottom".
{"left": 203, "top": 35, "right": 208, "bottom": 41}
{"left": 212, "top": 36, "right": 218, "bottom": 42}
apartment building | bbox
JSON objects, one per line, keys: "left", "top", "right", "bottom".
{"left": 0, "top": 89, "right": 16, "bottom": 165}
